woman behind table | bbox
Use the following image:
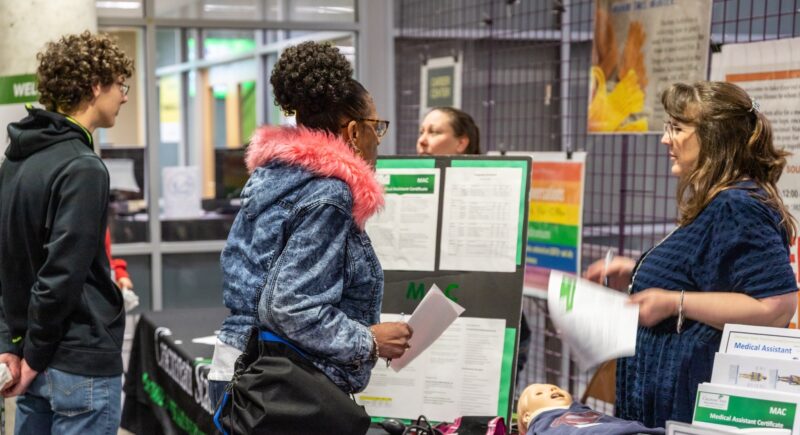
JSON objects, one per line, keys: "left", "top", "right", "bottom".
{"left": 417, "top": 106, "right": 480, "bottom": 155}
{"left": 584, "top": 81, "right": 797, "bottom": 427}
{"left": 207, "top": 41, "right": 412, "bottom": 410}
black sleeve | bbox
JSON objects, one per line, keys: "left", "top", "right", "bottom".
{"left": 23, "top": 156, "right": 109, "bottom": 372}
{"left": 0, "top": 278, "right": 21, "bottom": 356}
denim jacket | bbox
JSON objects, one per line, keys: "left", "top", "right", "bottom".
{"left": 217, "top": 126, "right": 385, "bottom": 393}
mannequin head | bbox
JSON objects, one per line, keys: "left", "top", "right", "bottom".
{"left": 517, "top": 384, "right": 573, "bottom": 433}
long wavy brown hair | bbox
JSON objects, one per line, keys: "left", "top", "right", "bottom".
{"left": 662, "top": 81, "right": 796, "bottom": 241}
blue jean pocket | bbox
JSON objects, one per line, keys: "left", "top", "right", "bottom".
{"left": 47, "top": 369, "right": 94, "bottom": 417}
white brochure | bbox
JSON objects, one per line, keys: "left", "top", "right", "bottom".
{"left": 668, "top": 420, "right": 790, "bottom": 434}
{"left": 711, "top": 352, "right": 800, "bottom": 393}
{"left": 357, "top": 315, "right": 505, "bottom": 422}
{"left": 693, "top": 383, "right": 800, "bottom": 433}
{"left": 547, "top": 271, "right": 638, "bottom": 370}
{"left": 390, "top": 284, "right": 465, "bottom": 371}
{"left": 366, "top": 168, "right": 440, "bottom": 271}
{"left": 719, "top": 324, "right": 800, "bottom": 360}
{"left": 439, "top": 166, "right": 522, "bottom": 272}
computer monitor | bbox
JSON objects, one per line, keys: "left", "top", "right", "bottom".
{"left": 100, "top": 146, "right": 146, "bottom": 200}
{"left": 215, "top": 148, "right": 249, "bottom": 200}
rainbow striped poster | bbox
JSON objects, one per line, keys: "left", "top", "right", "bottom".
{"left": 523, "top": 152, "right": 586, "bottom": 294}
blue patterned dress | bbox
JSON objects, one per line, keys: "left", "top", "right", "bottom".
{"left": 615, "top": 183, "right": 798, "bottom": 428}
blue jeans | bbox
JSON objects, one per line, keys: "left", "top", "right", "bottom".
{"left": 208, "top": 379, "right": 229, "bottom": 411}
{"left": 15, "top": 368, "right": 122, "bottom": 435}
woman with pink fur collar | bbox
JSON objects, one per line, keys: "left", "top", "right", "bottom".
{"left": 208, "top": 41, "right": 412, "bottom": 434}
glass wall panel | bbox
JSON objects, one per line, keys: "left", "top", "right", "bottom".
{"left": 153, "top": 0, "right": 356, "bottom": 22}
{"left": 156, "top": 28, "right": 182, "bottom": 68}
{"left": 155, "top": 29, "right": 258, "bottom": 241}
{"left": 96, "top": 0, "right": 143, "bottom": 18}
{"left": 162, "top": 253, "right": 223, "bottom": 309}
{"left": 157, "top": 73, "right": 183, "bottom": 191}
{"left": 99, "top": 27, "right": 149, "bottom": 244}
{"left": 155, "top": 0, "right": 261, "bottom": 21}
{"left": 262, "top": 0, "right": 356, "bottom": 22}
{"left": 200, "top": 29, "right": 256, "bottom": 61}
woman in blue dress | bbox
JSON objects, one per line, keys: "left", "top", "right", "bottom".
{"left": 584, "top": 81, "right": 798, "bottom": 427}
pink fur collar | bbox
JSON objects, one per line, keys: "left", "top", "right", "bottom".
{"left": 245, "top": 125, "right": 384, "bottom": 230}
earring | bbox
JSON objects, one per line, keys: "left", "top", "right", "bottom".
{"left": 348, "top": 138, "right": 364, "bottom": 159}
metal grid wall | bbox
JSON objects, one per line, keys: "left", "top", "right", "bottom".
{"left": 394, "top": 0, "right": 800, "bottom": 404}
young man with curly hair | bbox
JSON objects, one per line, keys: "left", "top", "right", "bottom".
{"left": 0, "top": 31, "right": 132, "bottom": 434}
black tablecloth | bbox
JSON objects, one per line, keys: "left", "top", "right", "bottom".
{"left": 120, "top": 307, "right": 393, "bottom": 435}
{"left": 121, "top": 308, "right": 227, "bottom": 435}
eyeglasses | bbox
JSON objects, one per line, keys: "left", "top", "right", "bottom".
{"left": 663, "top": 120, "right": 694, "bottom": 141}
{"left": 119, "top": 83, "right": 130, "bottom": 96}
{"left": 343, "top": 118, "right": 390, "bottom": 139}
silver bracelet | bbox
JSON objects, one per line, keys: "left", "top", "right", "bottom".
{"left": 369, "top": 329, "right": 380, "bottom": 362}
{"left": 677, "top": 290, "right": 685, "bottom": 334}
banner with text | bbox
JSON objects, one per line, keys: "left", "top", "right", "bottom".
{"left": 589, "top": 0, "right": 712, "bottom": 133}
{"left": 420, "top": 56, "right": 462, "bottom": 118}
{"left": 716, "top": 37, "right": 800, "bottom": 297}
{"left": 0, "top": 74, "right": 38, "bottom": 165}
{"left": 492, "top": 152, "right": 587, "bottom": 296}
{"left": 526, "top": 154, "right": 585, "bottom": 293}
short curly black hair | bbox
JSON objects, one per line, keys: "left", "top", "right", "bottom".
{"left": 270, "top": 41, "right": 370, "bottom": 133}
{"left": 37, "top": 31, "right": 134, "bottom": 113}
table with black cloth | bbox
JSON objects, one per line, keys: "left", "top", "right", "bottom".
{"left": 120, "top": 307, "right": 393, "bottom": 435}
{"left": 121, "top": 307, "right": 226, "bottom": 435}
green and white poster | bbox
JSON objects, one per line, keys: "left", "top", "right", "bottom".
{"left": 362, "top": 155, "right": 532, "bottom": 424}
{"left": 715, "top": 38, "right": 800, "bottom": 303}
{"left": 0, "top": 74, "right": 38, "bottom": 164}
{"left": 367, "top": 159, "right": 440, "bottom": 271}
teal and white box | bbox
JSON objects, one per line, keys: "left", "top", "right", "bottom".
{"left": 693, "top": 383, "right": 800, "bottom": 433}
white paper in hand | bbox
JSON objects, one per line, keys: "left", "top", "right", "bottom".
{"left": 547, "top": 271, "right": 638, "bottom": 370}
{"left": 122, "top": 288, "right": 140, "bottom": 312}
{"left": 390, "top": 284, "right": 465, "bottom": 371}
{"left": 0, "top": 362, "right": 12, "bottom": 391}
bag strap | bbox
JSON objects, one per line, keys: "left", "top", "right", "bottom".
{"left": 259, "top": 330, "right": 308, "bottom": 359}
{"left": 213, "top": 390, "right": 231, "bottom": 435}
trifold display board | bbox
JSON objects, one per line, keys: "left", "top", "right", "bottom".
{"left": 355, "top": 155, "right": 532, "bottom": 424}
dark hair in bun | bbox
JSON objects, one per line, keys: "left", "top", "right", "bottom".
{"left": 270, "top": 41, "right": 371, "bottom": 134}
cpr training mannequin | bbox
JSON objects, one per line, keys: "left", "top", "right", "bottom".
{"left": 517, "top": 384, "right": 664, "bottom": 434}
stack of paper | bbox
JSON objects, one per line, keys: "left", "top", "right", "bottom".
{"left": 546, "top": 271, "right": 638, "bottom": 370}
{"left": 691, "top": 324, "right": 800, "bottom": 434}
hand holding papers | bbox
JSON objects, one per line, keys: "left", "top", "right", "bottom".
{"left": 547, "top": 271, "right": 638, "bottom": 370}
{"left": 0, "top": 363, "right": 11, "bottom": 391}
{"left": 390, "top": 284, "right": 466, "bottom": 371}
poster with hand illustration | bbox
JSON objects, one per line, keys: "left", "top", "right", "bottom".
{"left": 589, "top": 0, "right": 712, "bottom": 134}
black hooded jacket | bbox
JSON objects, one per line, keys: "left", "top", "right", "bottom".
{"left": 0, "top": 107, "right": 124, "bottom": 376}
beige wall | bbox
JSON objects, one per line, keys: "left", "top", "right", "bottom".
{"left": 103, "top": 29, "right": 145, "bottom": 147}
